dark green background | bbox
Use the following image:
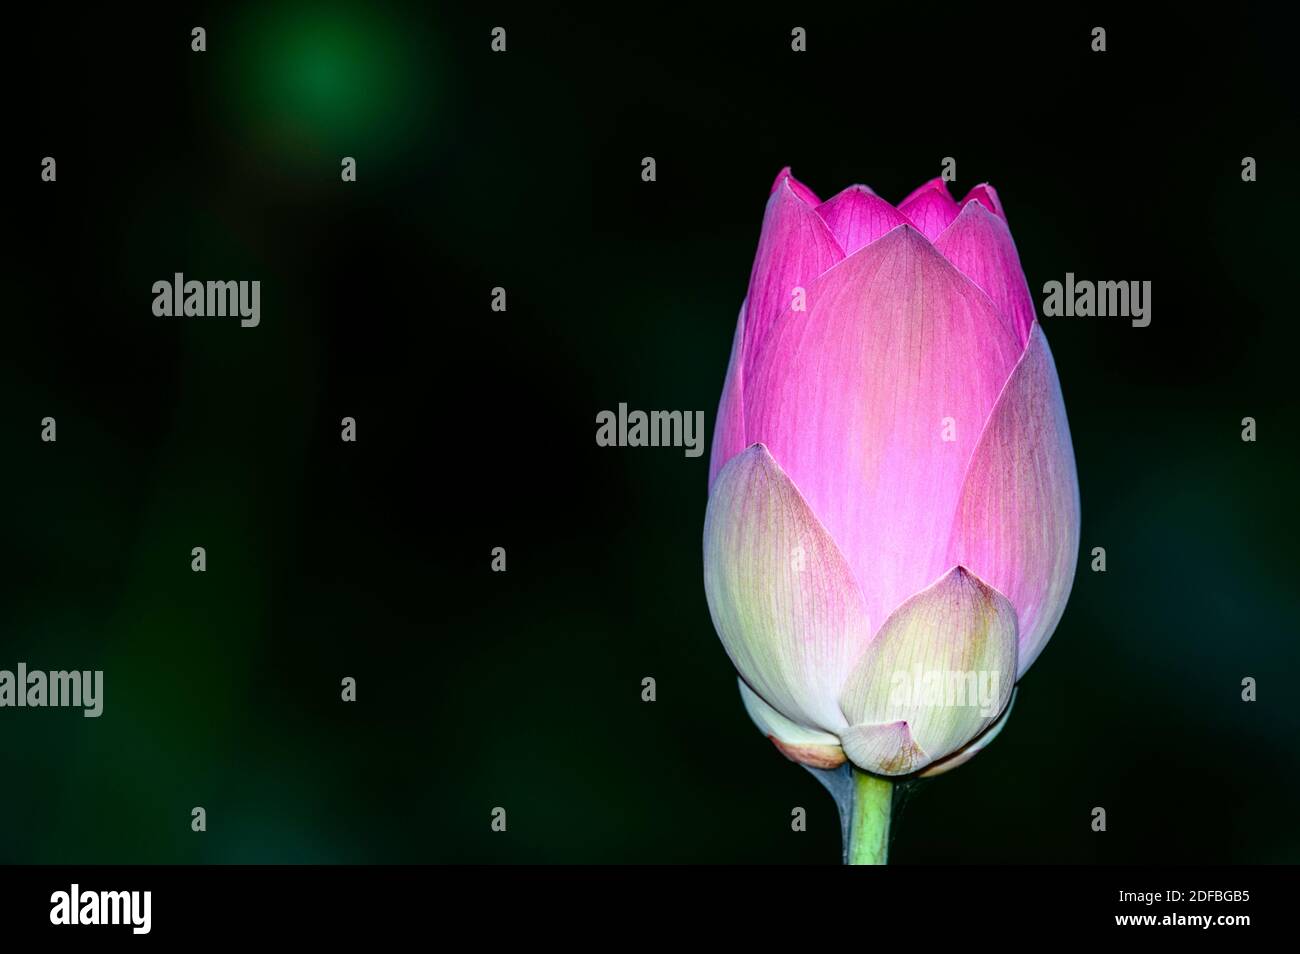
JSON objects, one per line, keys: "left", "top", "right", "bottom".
{"left": 3, "top": 3, "right": 1297, "bottom": 863}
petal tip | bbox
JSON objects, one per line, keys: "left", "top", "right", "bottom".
{"left": 841, "top": 720, "right": 930, "bottom": 776}
{"left": 768, "top": 166, "right": 794, "bottom": 191}
{"left": 900, "top": 176, "right": 955, "bottom": 206}
{"left": 768, "top": 167, "right": 819, "bottom": 206}
{"left": 961, "top": 183, "right": 1007, "bottom": 221}
{"left": 769, "top": 736, "right": 848, "bottom": 769}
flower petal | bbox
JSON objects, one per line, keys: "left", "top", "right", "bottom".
{"left": 945, "top": 323, "right": 1081, "bottom": 678}
{"left": 738, "top": 678, "right": 846, "bottom": 769}
{"left": 839, "top": 720, "right": 928, "bottom": 775}
{"left": 815, "top": 186, "right": 911, "bottom": 256}
{"left": 935, "top": 199, "right": 1036, "bottom": 346}
{"left": 708, "top": 300, "right": 748, "bottom": 489}
{"left": 769, "top": 166, "right": 821, "bottom": 206}
{"left": 838, "top": 566, "right": 1018, "bottom": 775}
{"left": 899, "top": 177, "right": 949, "bottom": 206}
{"left": 743, "top": 225, "right": 1023, "bottom": 628}
{"left": 917, "top": 687, "right": 1017, "bottom": 777}
{"left": 961, "top": 183, "right": 1007, "bottom": 223}
{"left": 741, "top": 174, "right": 844, "bottom": 373}
{"left": 897, "top": 181, "right": 961, "bottom": 241}
{"left": 702, "top": 444, "right": 871, "bottom": 734}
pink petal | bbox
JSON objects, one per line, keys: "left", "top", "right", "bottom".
{"left": 838, "top": 566, "right": 1018, "bottom": 775}
{"left": 707, "top": 300, "right": 748, "bottom": 489}
{"left": 944, "top": 323, "right": 1081, "bottom": 678}
{"left": 961, "top": 183, "right": 1007, "bottom": 223}
{"left": 768, "top": 166, "right": 821, "bottom": 206}
{"left": 702, "top": 444, "right": 872, "bottom": 735}
{"left": 815, "top": 186, "right": 911, "bottom": 256}
{"left": 742, "top": 175, "right": 844, "bottom": 372}
{"left": 743, "top": 226, "right": 1023, "bottom": 629}
{"left": 935, "top": 199, "right": 1036, "bottom": 346}
{"left": 898, "top": 177, "right": 951, "bottom": 206}
{"left": 897, "top": 185, "right": 961, "bottom": 242}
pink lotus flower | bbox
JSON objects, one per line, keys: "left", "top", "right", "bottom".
{"left": 704, "top": 169, "right": 1080, "bottom": 780}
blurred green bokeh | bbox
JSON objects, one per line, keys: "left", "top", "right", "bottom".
{"left": 220, "top": 3, "right": 440, "bottom": 168}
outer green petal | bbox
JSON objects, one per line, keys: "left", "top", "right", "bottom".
{"left": 838, "top": 566, "right": 1017, "bottom": 775}
{"left": 738, "top": 678, "right": 846, "bottom": 769}
{"left": 838, "top": 720, "right": 928, "bottom": 775}
{"left": 703, "top": 443, "right": 872, "bottom": 735}
{"left": 917, "top": 687, "right": 1018, "bottom": 778}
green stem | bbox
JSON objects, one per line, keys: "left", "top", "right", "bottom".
{"left": 846, "top": 768, "right": 893, "bottom": 865}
